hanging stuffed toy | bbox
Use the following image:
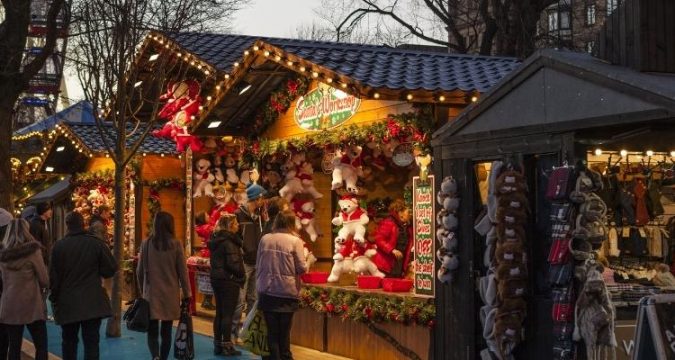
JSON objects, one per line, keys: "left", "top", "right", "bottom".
{"left": 292, "top": 198, "right": 318, "bottom": 242}
{"left": 153, "top": 80, "right": 204, "bottom": 153}
{"left": 332, "top": 194, "right": 369, "bottom": 244}
{"left": 222, "top": 155, "right": 239, "bottom": 186}
{"left": 327, "top": 237, "right": 383, "bottom": 282}
{"left": 195, "top": 184, "right": 238, "bottom": 240}
{"left": 331, "top": 145, "right": 363, "bottom": 194}
{"left": 193, "top": 158, "right": 215, "bottom": 198}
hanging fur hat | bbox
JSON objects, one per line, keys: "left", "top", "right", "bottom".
{"left": 498, "top": 192, "right": 529, "bottom": 212}
{"left": 496, "top": 262, "right": 528, "bottom": 281}
{"left": 495, "top": 242, "right": 526, "bottom": 264}
{"left": 495, "top": 170, "right": 527, "bottom": 195}
{"left": 498, "top": 278, "right": 528, "bottom": 300}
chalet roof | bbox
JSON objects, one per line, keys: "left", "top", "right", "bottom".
{"left": 14, "top": 101, "right": 95, "bottom": 136}
{"left": 167, "top": 32, "right": 520, "bottom": 93}
{"left": 432, "top": 49, "right": 675, "bottom": 144}
{"left": 66, "top": 122, "right": 178, "bottom": 155}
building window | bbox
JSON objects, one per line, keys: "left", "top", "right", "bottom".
{"left": 586, "top": 4, "right": 596, "bottom": 25}
{"left": 548, "top": 12, "right": 559, "bottom": 31}
{"left": 560, "top": 10, "right": 571, "bottom": 30}
{"left": 586, "top": 41, "right": 595, "bottom": 53}
{"left": 607, "top": 0, "right": 619, "bottom": 15}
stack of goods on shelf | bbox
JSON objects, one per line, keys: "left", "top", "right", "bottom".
{"left": 435, "top": 176, "right": 460, "bottom": 283}
{"left": 545, "top": 164, "right": 577, "bottom": 360}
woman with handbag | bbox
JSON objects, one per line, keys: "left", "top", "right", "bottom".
{"left": 0, "top": 218, "right": 49, "bottom": 360}
{"left": 256, "top": 210, "right": 308, "bottom": 360}
{"left": 137, "top": 212, "right": 191, "bottom": 360}
{"left": 209, "top": 214, "right": 245, "bottom": 356}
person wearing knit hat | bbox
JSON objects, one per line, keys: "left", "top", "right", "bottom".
{"left": 231, "top": 183, "right": 268, "bottom": 342}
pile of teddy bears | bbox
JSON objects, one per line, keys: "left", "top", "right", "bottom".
{"left": 436, "top": 176, "right": 460, "bottom": 283}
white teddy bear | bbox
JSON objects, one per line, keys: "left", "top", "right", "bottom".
{"left": 193, "top": 158, "right": 215, "bottom": 198}
{"left": 293, "top": 198, "right": 318, "bottom": 242}
{"left": 328, "top": 238, "right": 383, "bottom": 282}
{"left": 296, "top": 161, "right": 323, "bottom": 199}
{"left": 331, "top": 194, "right": 368, "bottom": 245}
{"left": 331, "top": 145, "right": 363, "bottom": 194}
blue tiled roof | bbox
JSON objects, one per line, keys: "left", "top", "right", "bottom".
{"left": 66, "top": 123, "right": 178, "bottom": 155}
{"left": 167, "top": 32, "right": 521, "bottom": 93}
{"left": 14, "top": 101, "right": 95, "bottom": 135}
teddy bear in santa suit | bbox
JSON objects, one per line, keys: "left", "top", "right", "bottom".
{"left": 292, "top": 197, "right": 318, "bottom": 242}
{"left": 327, "top": 236, "right": 384, "bottom": 282}
{"left": 331, "top": 145, "right": 364, "bottom": 194}
{"left": 195, "top": 184, "right": 238, "bottom": 240}
{"left": 153, "top": 79, "right": 204, "bottom": 153}
{"left": 332, "top": 194, "right": 369, "bottom": 244}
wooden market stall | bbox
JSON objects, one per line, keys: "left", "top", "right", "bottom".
{"left": 125, "top": 30, "right": 521, "bottom": 360}
{"left": 431, "top": 48, "right": 675, "bottom": 360}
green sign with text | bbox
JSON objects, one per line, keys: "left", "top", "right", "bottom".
{"left": 413, "top": 175, "right": 435, "bottom": 296}
{"left": 294, "top": 84, "right": 360, "bottom": 131}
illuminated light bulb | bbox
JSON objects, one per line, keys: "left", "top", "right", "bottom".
{"left": 439, "top": 95, "right": 446, "bottom": 102}
{"left": 191, "top": 115, "right": 196, "bottom": 120}
{"left": 341, "top": 83, "right": 347, "bottom": 89}
{"left": 287, "top": 61, "right": 293, "bottom": 66}
{"left": 244, "top": 50, "right": 250, "bottom": 56}
{"left": 253, "top": 46, "right": 259, "bottom": 51}
{"left": 312, "top": 72, "right": 319, "bottom": 78}
{"left": 620, "top": 150, "right": 628, "bottom": 157}
{"left": 190, "top": 61, "right": 195, "bottom": 66}
{"left": 274, "top": 55, "right": 281, "bottom": 61}
{"left": 594, "top": 148, "right": 602, "bottom": 156}
{"left": 373, "top": 93, "right": 380, "bottom": 99}
{"left": 646, "top": 150, "right": 654, "bottom": 157}
{"left": 177, "top": 53, "right": 182, "bottom": 57}
{"left": 142, "top": 153, "right": 147, "bottom": 157}
{"left": 471, "top": 96, "right": 479, "bottom": 102}
{"left": 224, "top": 74, "right": 230, "bottom": 79}
{"left": 299, "top": 66, "right": 306, "bottom": 72}
{"left": 199, "top": 106, "right": 204, "bottom": 111}
{"left": 263, "top": 51, "right": 270, "bottom": 57}
{"left": 406, "top": 94, "right": 414, "bottom": 101}
{"left": 161, "top": 153, "right": 165, "bottom": 157}
{"left": 234, "top": 62, "right": 240, "bottom": 67}
{"left": 326, "top": 78, "right": 333, "bottom": 83}
{"left": 207, "top": 96, "right": 212, "bottom": 101}
{"left": 204, "top": 70, "right": 210, "bottom": 75}
{"left": 197, "top": 64, "right": 202, "bottom": 69}
{"left": 671, "top": 151, "right": 675, "bottom": 158}
{"left": 216, "top": 85, "right": 221, "bottom": 90}
{"left": 164, "top": 44, "right": 169, "bottom": 49}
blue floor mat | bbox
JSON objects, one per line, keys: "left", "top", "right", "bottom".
{"left": 25, "top": 315, "right": 258, "bottom": 359}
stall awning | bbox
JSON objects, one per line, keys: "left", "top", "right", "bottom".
{"left": 432, "top": 49, "right": 675, "bottom": 145}
{"left": 27, "top": 176, "right": 72, "bottom": 204}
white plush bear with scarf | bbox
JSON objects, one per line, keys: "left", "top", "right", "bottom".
{"left": 193, "top": 158, "right": 215, "bottom": 198}
{"left": 293, "top": 198, "right": 318, "bottom": 242}
{"left": 331, "top": 145, "right": 363, "bottom": 194}
{"left": 332, "top": 194, "right": 368, "bottom": 246}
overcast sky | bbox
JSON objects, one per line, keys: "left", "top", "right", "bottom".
{"left": 63, "top": 0, "right": 318, "bottom": 107}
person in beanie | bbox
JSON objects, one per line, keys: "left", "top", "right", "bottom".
{"left": 50, "top": 212, "right": 117, "bottom": 360}
{"left": 232, "top": 183, "right": 267, "bottom": 340}
{"left": 29, "top": 202, "right": 52, "bottom": 266}
{"left": 0, "top": 218, "right": 49, "bottom": 360}
{"left": 137, "top": 211, "right": 191, "bottom": 360}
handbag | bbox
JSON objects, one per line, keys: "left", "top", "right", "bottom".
{"left": 548, "top": 237, "right": 571, "bottom": 265}
{"left": 546, "top": 167, "right": 575, "bottom": 201}
{"left": 551, "top": 286, "right": 574, "bottom": 322}
{"left": 124, "top": 241, "right": 150, "bottom": 332}
{"left": 174, "top": 300, "right": 194, "bottom": 360}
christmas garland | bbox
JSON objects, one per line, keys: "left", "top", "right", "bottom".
{"left": 299, "top": 286, "right": 435, "bottom": 328}
{"left": 142, "top": 178, "right": 186, "bottom": 230}
{"left": 250, "top": 76, "right": 311, "bottom": 137}
{"left": 248, "top": 104, "right": 434, "bottom": 160}
{"left": 72, "top": 169, "right": 115, "bottom": 189}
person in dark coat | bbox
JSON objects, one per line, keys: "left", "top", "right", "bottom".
{"left": 28, "top": 202, "right": 52, "bottom": 266}
{"left": 209, "top": 214, "right": 245, "bottom": 356}
{"left": 137, "top": 211, "right": 191, "bottom": 360}
{"left": 0, "top": 218, "right": 48, "bottom": 360}
{"left": 49, "top": 212, "right": 117, "bottom": 360}
{"left": 0, "top": 208, "right": 11, "bottom": 360}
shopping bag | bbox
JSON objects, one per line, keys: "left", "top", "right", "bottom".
{"left": 123, "top": 297, "right": 149, "bottom": 333}
{"left": 239, "top": 301, "right": 269, "bottom": 356}
{"left": 174, "top": 301, "right": 194, "bottom": 360}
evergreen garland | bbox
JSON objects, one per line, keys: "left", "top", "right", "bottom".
{"left": 250, "top": 76, "right": 311, "bottom": 136}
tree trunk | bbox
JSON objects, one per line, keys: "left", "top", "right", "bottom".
{"left": 106, "top": 163, "right": 126, "bottom": 337}
{"left": 0, "top": 97, "right": 18, "bottom": 211}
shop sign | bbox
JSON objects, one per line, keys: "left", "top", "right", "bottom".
{"left": 413, "top": 175, "right": 435, "bottom": 296}
{"left": 294, "top": 84, "right": 360, "bottom": 130}
{"left": 633, "top": 294, "right": 675, "bottom": 360}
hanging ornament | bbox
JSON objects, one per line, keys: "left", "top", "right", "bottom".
{"left": 392, "top": 142, "right": 414, "bottom": 167}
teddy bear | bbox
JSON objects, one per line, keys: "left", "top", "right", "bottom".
{"left": 436, "top": 228, "right": 458, "bottom": 253}
{"left": 295, "top": 161, "right": 323, "bottom": 199}
{"left": 331, "top": 145, "right": 363, "bottom": 194}
{"left": 262, "top": 159, "right": 283, "bottom": 195}
{"left": 279, "top": 167, "right": 304, "bottom": 202}
{"left": 436, "top": 209, "right": 458, "bottom": 231}
{"left": 223, "top": 155, "right": 239, "bottom": 186}
{"left": 332, "top": 194, "right": 369, "bottom": 245}
{"left": 193, "top": 158, "right": 215, "bottom": 198}
{"left": 152, "top": 80, "right": 204, "bottom": 153}
{"left": 239, "top": 162, "right": 251, "bottom": 186}
{"left": 436, "top": 248, "right": 459, "bottom": 283}
{"left": 292, "top": 198, "right": 318, "bottom": 242}
{"left": 195, "top": 184, "right": 238, "bottom": 240}
{"left": 327, "top": 237, "right": 383, "bottom": 282}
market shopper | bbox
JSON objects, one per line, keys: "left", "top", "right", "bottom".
{"left": 0, "top": 218, "right": 49, "bottom": 360}
{"left": 29, "top": 202, "right": 53, "bottom": 266}
{"left": 232, "top": 183, "right": 267, "bottom": 338}
{"left": 209, "top": 214, "right": 245, "bottom": 356}
{"left": 256, "top": 210, "right": 308, "bottom": 360}
{"left": 262, "top": 196, "right": 290, "bottom": 236}
{"left": 0, "top": 208, "right": 11, "bottom": 360}
{"left": 50, "top": 211, "right": 117, "bottom": 360}
{"left": 372, "top": 199, "right": 414, "bottom": 277}
{"left": 137, "top": 211, "right": 191, "bottom": 360}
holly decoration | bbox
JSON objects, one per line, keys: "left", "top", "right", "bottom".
{"left": 250, "top": 76, "right": 311, "bottom": 137}
{"left": 299, "top": 286, "right": 435, "bottom": 327}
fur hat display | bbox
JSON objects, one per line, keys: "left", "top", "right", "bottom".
{"left": 436, "top": 175, "right": 460, "bottom": 284}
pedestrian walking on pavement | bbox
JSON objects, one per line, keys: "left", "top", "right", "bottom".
{"left": 256, "top": 211, "right": 308, "bottom": 360}
{"left": 28, "top": 202, "right": 53, "bottom": 267}
{"left": 209, "top": 214, "right": 245, "bottom": 356}
{"left": 50, "top": 211, "right": 117, "bottom": 360}
{"left": 0, "top": 218, "right": 49, "bottom": 360}
{"left": 137, "top": 211, "right": 191, "bottom": 360}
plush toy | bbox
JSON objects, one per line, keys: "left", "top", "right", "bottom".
{"left": 331, "top": 145, "right": 363, "bottom": 193}
{"left": 327, "top": 238, "right": 384, "bottom": 282}
{"left": 302, "top": 242, "right": 317, "bottom": 269}
{"left": 239, "top": 162, "right": 251, "bottom": 186}
{"left": 436, "top": 248, "right": 459, "bottom": 283}
{"left": 292, "top": 198, "right": 318, "bottom": 242}
{"left": 88, "top": 188, "right": 109, "bottom": 209}
{"left": 193, "top": 158, "right": 215, "bottom": 198}
{"left": 262, "top": 159, "right": 283, "bottom": 194}
{"left": 296, "top": 161, "right": 323, "bottom": 199}
{"left": 332, "top": 194, "right": 369, "bottom": 244}
{"left": 195, "top": 184, "right": 238, "bottom": 240}
{"left": 436, "top": 228, "right": 458, "bottom": 252}
{"left": 279, "top": 168, "right": 304, "bottom": 202}
{"left": 223, "top": 155, "right": 239, "bottom": 186}
{"left": 152, "top": 80, "right": 204, "bottom": 153}
{"left": 211, "top": 155, "right": 225, "bottom": 186}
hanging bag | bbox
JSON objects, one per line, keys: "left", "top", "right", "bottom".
{"left": 239, "top": 300, "right": 270, "bottom": 356}
{"left": 123, "top": 242, "right": 150, "bottom": 332}
{"left": 546, "top": 166, "right": 576, "bottom": 201}
{"left": 174, "top": 300, "right": 195, "bottom": 360}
